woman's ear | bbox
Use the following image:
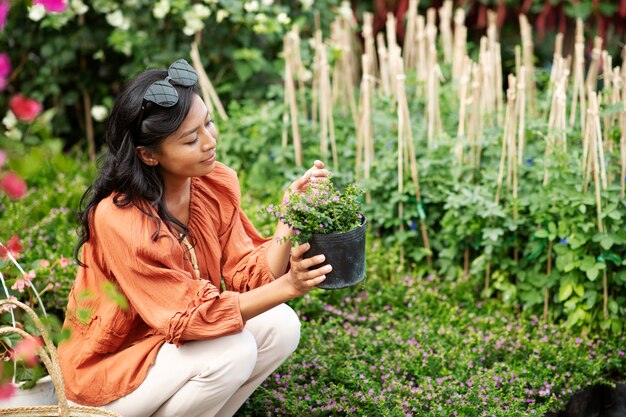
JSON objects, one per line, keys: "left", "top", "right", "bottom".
{"left": 136, "top": 146, "right": 159, "bottom": 166}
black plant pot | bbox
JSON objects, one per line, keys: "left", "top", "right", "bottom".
{"left": 305, "top": 218, "right": 366, "bottom": 290}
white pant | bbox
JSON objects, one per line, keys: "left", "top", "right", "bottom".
{"left": 96, "top": 304, "right": 300, "bottom": 417}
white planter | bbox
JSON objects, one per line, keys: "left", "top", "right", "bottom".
{"left": 1, "top": 375, "right": 57, "bottom": 407}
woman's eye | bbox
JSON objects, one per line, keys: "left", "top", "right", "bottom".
{"left": 206, "top": 119, "right": 213, "bottom": 127}
{"left": 186, "top": 137, "right": 199, "bottom": 145}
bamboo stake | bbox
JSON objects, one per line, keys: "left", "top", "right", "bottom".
{"left": 496, "top": 74, "right": 517, "bottom": 205}
{"left": 377, "top": 33, "right": 391, "bottom": 96}
{"left": 191, "top": 35, "right": 228, "bottom": 120}
{"left": 283, "top": 34, "right": 303, "bottom": 167}
{"left": 570, "top": 19, "right": 586, "bottom": 130}
{"left": 456, "top": 57, "right": 472, "bottom": 166}
{"left": 519, "top": 15, "right": 536, "bottom": 115}
{"left": 362, "top": 12, "right": 378, "bottom": 79}
{"left": 416, "top": 15, "right": 427, "bottom": 86}
{"left": 452, "top": 9, "right": 467, "bottom": 80}
{"left": 318, "top": 45, "right": 337, "bottom": 170}
{"left": 356, "top": 54, "right": 373, "bottom": 184}
{"left": 403, "top": 0, "right": 419, "bottom": 70}
{"left": 588, "top": 91, "right": 608, "bottom": 319}
{"left": 397, "top": 73, "right": 433, "bottom": 266}
{"left": 517, "top": 67, "right": 527, "bottom": 166}
{"left": 585, "top": 37, "right": 603, "bottom": 93}
{"left": 439, "top": 0, "right": 453, "bottom": 64}
{"left": 426, "top": 39, "right": 442, "bottom": 147}
{"left": 311, "top": 30, "right": 323, "bottom": 131}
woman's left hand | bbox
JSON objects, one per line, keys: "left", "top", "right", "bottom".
{"left": 284, "top": 160, "right": 331, "bottom": 200}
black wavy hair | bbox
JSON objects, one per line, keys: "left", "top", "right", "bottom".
{"left": 75, "top": 68, "right": 200, "bottom": 265}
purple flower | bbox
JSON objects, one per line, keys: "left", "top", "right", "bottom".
{"left": 319, "top": 223, "right": 324, "bottom": 228}
{"left": 294, "top": 229, "right": 300, "bottom": 235}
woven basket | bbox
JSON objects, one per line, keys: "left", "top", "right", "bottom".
{"left": 0, "top": 299, "right": 121, "bottom": 417}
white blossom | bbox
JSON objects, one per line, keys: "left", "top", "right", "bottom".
{"left": 28, "top": 4, "right": 46, "bottom": 22}
{"left": 244, "top": 1, "right": 259, "bottom": 12}
{"left": 262, "top": 0, "right": 273, "bottom": 6}
{"left": 277, "top": 12, "right": 290, "bottom": 25}
{"left": 216, "top": 9, "right": 229, "bottom": 23}
{"left": 71, "top": 0, "right": 89, "bottom": 15}
{"left": 255, "top": 13, "right": 267, "bottom": 23}
{"left": 152, "top": 0, "right": 170, "bottom": 19}
{"left": 300, "top": 0, "right": 313, "bottom": 10}
{"left": 106, "top": 10, "right": 131, "bottom": 30}
{"left": 339, "top": 1, "right": 352, "bottom": 20}
{"left": 182, "top": 4, "right": 211, "bottom": 36}
{"left": 91, "top": 105, "right": 108, "bottom": 122}
{"left": 2, "top": 111, "right": 17, "bottom": 130}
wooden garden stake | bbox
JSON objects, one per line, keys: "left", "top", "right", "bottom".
{"left": 403, "top": 0, "right": 419, "bottom": 71}
{"left": 495, "top": 74, "right": 517, "bottom": 205}
{"left": 439, "top": 0, "right": 453, "bottom": 64}
{"left": 519, "top": 15, "right": 536, "bottom": 115}
{"left": 416, "top": 15, "right": 427, "bottom": 86}
{"left": 191, "top": 35, "right": 228, "bottom": 121}
{"left": 397, "top": 73, "right": 433, "bottom": 266}
{"left": 456, "top": 57, "right": 472, "bottom": 166}
{"left": 585, "top": 37, "right": 603, "bottom": 93}
{"left": 362, "top": 12, "right": 378, "bottom": 80}
{"left": 310, "top": 30, "right": 324, "bottom": 132}
{"left": 517, "top": 67, "right": 527, "bottom": 167}
{"left": 452, "top": 9, "right": 467, "bottom": 80}
{"left": 570, "top": 19, "right": 586, "bottom": 130}
{"left": 377, "top": 33, "right": 391, "bottom": 96}
{"left": 318, "top": 45, "right": 337, "bottom": 170}
{"left": 356, "top": 54, "right": 374, "bottom": 192}
{"left": 282, "top": 34, "right": 303, "bottom": 167}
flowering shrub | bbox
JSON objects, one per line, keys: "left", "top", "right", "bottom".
{"left": 269, "top": 181, "right": 364, "bottom": 245}
{"left": 236, "top": 273, "right": 626, "bottom": 416}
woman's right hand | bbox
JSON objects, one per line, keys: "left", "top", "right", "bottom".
{"left": 285, "top": 242, "right": 331, "bottom": 296}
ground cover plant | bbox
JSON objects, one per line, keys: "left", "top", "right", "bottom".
{"left": 235, "top": 270, "right": 626, "bottom": 416}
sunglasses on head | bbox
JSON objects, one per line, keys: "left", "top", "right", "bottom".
{"left": 143, "top": 59, "right": 198, "bottom": 108}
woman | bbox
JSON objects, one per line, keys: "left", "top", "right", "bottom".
{"left": 58, "top": 59, "right": 331, "bottom": 417}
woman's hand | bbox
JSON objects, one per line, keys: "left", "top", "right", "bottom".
{"left": 284, "top": 242, "right": 331, "bottom": 296}
{"left": 284, "top": 160, "right": 331, "bottom": 201}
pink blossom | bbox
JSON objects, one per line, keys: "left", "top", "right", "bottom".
{"left": 12, "top": 337, "right": 42, "bottom": 367}
{"left": 39, "top": 259, "right": 51, "bottom": 267}
{"left": 58, "top": 257, "right": 69, "bottom": 268}
{"left": 23, "top": 270, "right": 36, "bottom": 281}
{"left": 34, "top": 0, "right": 68, "bottom": 13}
{"left": 9, "top": 95, "right": 42, "bottom": 122}
{"left": 0, "top": 1, "right": 9, "bottom": 31}
{"left": 0, "top": 52, "right": 10, "bottom": 78}
{"left": 0, "top": 171, "right": 27, "bottom": 199}
{"left": 0, "top": 295, "right": 17, "bottom": 313}
{"left": 0, "top": 234, "right": 23, "bottom": 259}
{"left": 11, "top": 278, "right": 30, "bottom": 292}
{"left": 0, "top": 382, "right": 15, "bottom": 400}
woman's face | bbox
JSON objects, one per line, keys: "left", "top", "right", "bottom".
{"left": 155, "top": 94, "right": 219, "bottom": 183}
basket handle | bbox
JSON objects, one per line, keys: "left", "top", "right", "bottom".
{"left": 0, "top": 298, "right": 70, "bottom": 417}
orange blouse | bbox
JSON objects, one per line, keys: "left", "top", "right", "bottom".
{"left": 58, "top": 163, "right": 274, "bottom": 406}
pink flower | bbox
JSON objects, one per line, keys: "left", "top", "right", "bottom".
{"left": 23, "top": 270, "right": 36, "bottom": 281}
{"left": 0, "top": 1, "right": 9, "bottom": 31}
{"left": 9, "top": 95, "right": 42, "bottom": 122}
{"left": 0, "top": 382, "right": 15, "bottom": 400}
{"left": 0, "top": 149, "right": 6, "bottom": 168}
{"left": 0, "top": 295, "right": 17, "bottom": 313}
{"left": 0, "top": 171, "right": 27, "bottom": 199}
{"left": 39, "top": 259, "right": 51, "bottom": 267}
{"left": 0, "top": 52, "right": 10, "bottom": 78}
{"left": 58, "top": 257, "right": 69, "bottom": 268}
{"left": 0, "top": 234, "right": 23, "bottom": 259}
{"left": 12, "top": 337, "right": 42, "bottom": 367}
{"left": 11, "top": 278, "right": 30, "bottom": 292}
{"left": 34, "top": 0, "right": 68, "bottom": 13}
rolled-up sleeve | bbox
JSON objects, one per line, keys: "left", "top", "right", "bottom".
{"left": 94, "top": 202, "right": 244, "bottom": 346}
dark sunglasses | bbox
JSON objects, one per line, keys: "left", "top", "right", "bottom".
{"left": 143, "top": 59, "right": 198, "bottom": 107}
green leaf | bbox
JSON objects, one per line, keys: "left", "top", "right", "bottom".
{"left": 534, "top": 229, "right": 548, "bottom": 238}
{"left": 600, "top": 235, "right": 614, "bottom": 250}
{"left": 579, "top": 256, "right": 595, "bottom": 272}
{"left": 559, "top": 283, "right": 573, "bottom": 302}
{"left": 103, "top": 281, "right": 128, "bottom": 310}
{"left": 586, "top": 267, "right": 599, "bottom": 281}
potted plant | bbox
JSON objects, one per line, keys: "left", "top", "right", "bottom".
{"left": 0, "top": 235, "right": 59, "bottom": 407}
{"left": 269, "top": 181, "right": 367, "bottom": 289}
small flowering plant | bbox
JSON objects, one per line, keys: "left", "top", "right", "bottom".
{"left": 269, "top": 181, "right": 364, "bottom": 245}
